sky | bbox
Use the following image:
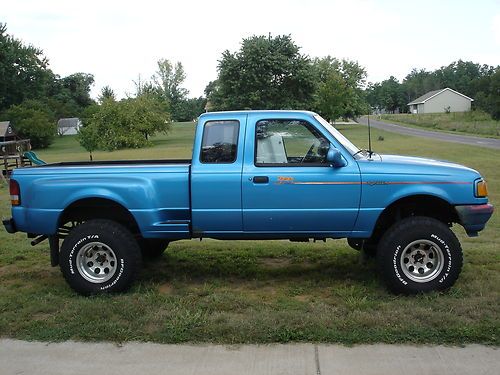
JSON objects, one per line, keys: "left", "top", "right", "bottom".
{"left": 2, "top": 0, "right": 499, "bottom": 99}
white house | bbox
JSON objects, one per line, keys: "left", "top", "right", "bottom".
{"left": 407, "top": 88, "right": 473, "bottom": 114}
{"left": 57, "top": 118, "right": 81, "bottom": 136}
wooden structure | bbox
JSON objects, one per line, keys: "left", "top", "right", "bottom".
{"left": 1, "top": 139, "right": 32, "bottom": 181}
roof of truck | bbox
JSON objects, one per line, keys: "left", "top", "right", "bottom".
{"left": 201, "top": 110, "right": 317, "bottom": 118}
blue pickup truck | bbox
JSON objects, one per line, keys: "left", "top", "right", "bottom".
{"left": 3, "top": 110, "right": 494, "bottom": 295}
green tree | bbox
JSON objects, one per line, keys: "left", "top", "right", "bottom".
{"left": 175, "top": 97, "right": 207, "bottom": 121}
{"left": 78, "top": 123, "right": 99, "bottom": 160}
{"left": 47, "top": 73, "right": 95, "bottom": 117}
{"left": 379, "top": 76, "right": 406, "bottom": 113}
{"left": 123, "top": 94, "right": 170, "bottom": 141}
{"left": 315, "top": 71, "right": 349, "bottom": 121}
{"left": 3, "top": 100, "right": 57, "bottom": 148}
{"left": 0, "top": 23, "right": 55, "bottom": 112}
{"left": 210, "top": 35, "right": 315, "bottom": 110}
{"left": 152, "top": 59, "right": 188, "bottom": 120}
{"left": 79, "top": 95, "right": 170, "bottom": 151}
{"left": 313, "top": 56, "right": 367, "bottom": 120}
{"left": 475, "top": 69, "right": 500, "bottom": 120}
{"left": 98, "top": 85, "right": 116, "bottom": 103}
{"left": 402, "top": 69, "right": 440, "bottom": 102}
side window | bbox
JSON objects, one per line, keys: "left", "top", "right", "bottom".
{"left": 201, "top": 120, "right": 239, "bottom": 163}
{"left": 255, "top": 119, "right": 329, "bottom": 166}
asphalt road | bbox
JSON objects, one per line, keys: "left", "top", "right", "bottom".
{"left": 356, "top": 116, "right": 500, "bottom": 150}
{"left": 1, "top": 340, "right": 499, "bottom": 375}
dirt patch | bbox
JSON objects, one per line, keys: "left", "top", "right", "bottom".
{"left": 258, "top": 257, "right": 292, "bottom": 269}
{"left": 158, "top": 283, "right": 173, "bottom": 295}
{"left": 293, "top": 295, "right": 309, "bottom": 302}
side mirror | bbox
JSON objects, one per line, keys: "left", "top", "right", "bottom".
{"left": 326, "top": 146, "right": 347, "bottom": 167}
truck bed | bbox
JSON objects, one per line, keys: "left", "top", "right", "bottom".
{"left": 10, "top": 160, "right": 192, "bottom": 238}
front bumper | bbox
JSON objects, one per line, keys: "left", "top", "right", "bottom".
{"left": 456, "top": 204, "right": 494, "bottom": 237}
{"left": 2, "top": 218, "right": 17, "bottom": 234}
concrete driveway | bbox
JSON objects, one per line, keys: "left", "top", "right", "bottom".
{"left": 1, "top": 339, "right": 498, "bottom": 375}
{"left": 356, "top": 116, "right": 500, "bottom": 149}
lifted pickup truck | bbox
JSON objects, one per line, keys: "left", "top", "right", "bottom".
{"left": 3, "top": 110, "right": 494, "bottom": 295}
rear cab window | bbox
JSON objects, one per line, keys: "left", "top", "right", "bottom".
{"left": 200, "top": 120, "right": 240, "bottom": 163}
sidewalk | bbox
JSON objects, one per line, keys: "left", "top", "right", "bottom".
{"left": 0, "top": 339, "right": 498, "bottom": 375}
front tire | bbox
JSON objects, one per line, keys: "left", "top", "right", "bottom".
{"left": 377, "top": 216, "right": 463, "bottom": 294}
{"left": 60, "top": 219, "right": 142, "bottom": 295}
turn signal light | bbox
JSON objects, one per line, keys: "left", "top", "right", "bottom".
{"left": 475, "top": 179, "right": 488, "bottom": 198}
{"left": 9, "top": 179, "right": 20, "bottom": 206}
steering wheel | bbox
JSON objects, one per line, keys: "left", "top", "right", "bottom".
{"left": 301, "top": 143, "right": 316, "bottom": 163}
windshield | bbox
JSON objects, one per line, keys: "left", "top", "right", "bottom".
{"left": 313, "top": 114, "right": 361, "bottom": 156}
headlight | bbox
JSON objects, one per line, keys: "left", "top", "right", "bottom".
{"left": 475, "top": 179, "right": 488, "bottom": 198}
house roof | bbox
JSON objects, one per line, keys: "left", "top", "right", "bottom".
{"left": 407, "top": 88, "right": 474, "bottom": 105}
{"left": 0, "top": 121, "right": 16, "bottom": 137}
{"left": 57, "top": 118, "right": 81, "bottom": 128}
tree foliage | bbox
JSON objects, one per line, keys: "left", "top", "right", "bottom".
{"left": 98, "top": 86, "right": 116, "bottom": 103}
{"left": 152, "top": 59, "right": 189, "bottom": 120}
{"left": 209, "top": 35, "right": 315, "bottom": 110}
{"left": 313, "top": 57, "right": 367, "bottom": 120}
{"left": 79, "top": 95, "right": 170, "bottom": 152}
{"left": 174, "top": 97, "right": 207, "bottom": 122}
{"left": 47, "top": 73, "right": 95, "bottom": 118}
{"left": 3, "top": 100, "right": 57, "bottom": 148}
{"left": 366, "top": 77, "right": 407, "bottom": 113}
{"left": 475, "top": 69, "right": 500, "bottom": 120}
{"left": 0, "top": 23, "right": 54, "bottom": 112}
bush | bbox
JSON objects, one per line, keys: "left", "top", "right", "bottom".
{"left": 79, "top": 95, "right": 170, "bottom": 152}
{"left": 2, "top": 100, "right": 56, "bottom": 148}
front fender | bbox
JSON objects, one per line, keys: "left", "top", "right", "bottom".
{"left": 352, "top": 180, "right": 477, "bottom": 236}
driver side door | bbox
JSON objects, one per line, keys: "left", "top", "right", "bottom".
{"left": 242, "top": 117, "right": 361, "bottom": 235}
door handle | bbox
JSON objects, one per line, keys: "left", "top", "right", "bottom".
{"left": 252, "top": 176, "right": 269, "bottom": 184}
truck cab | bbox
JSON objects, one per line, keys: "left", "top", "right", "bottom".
{"left": 191, "top": 111, "right": 361, "bottom": 237}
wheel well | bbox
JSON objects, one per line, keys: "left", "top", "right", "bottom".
{"left": 59, "top": 198, "right": 140, "bottom": 234}
{"left": 370, "top": 195, "right": 458, "bottom": 243}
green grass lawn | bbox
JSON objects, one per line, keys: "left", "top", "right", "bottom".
{"left": 36, "top": 121, "right": 196, "bottom": 162}
{"left": 0, "top": 123, "right": 499, "bottom": 345}
{"left": 380, "top": 111, "right": 500, "bottom": 138}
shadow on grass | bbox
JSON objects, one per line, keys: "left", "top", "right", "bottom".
{"left": 140, "top": 249, "right": 378, "bottom": 286}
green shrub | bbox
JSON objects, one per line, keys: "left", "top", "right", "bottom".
{"left": 2, "top": 100, "right": 57, "bottom": 148}
{"left": 79, "top": 95, "right": 170, "bottom": 152}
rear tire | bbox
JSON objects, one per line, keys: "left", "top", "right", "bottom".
{"left": 60, "top": 219, "right": 142, "bottom": 295}
{"left": 377, "top": 216, "right": 462, "bottom": 294}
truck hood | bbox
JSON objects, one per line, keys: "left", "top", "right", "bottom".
{"left": 358, "top": 153, "right": 480, "bottom": 178}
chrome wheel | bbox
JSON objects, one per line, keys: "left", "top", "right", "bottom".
{"left": 76, "top": 242, "right": 117, "bottom": 283}
{"left": 400, "top": 239, "right": 444, "bottom": 283}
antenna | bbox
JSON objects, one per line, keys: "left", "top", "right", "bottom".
{"left": 367, "top": 111, "right": 373, "bottom": 158}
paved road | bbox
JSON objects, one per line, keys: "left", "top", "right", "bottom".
{"left": 356, "top": 116, "right": 500, "bottom": 150}
{"left": 1, "top": 339, "right": 498, "bottom": 375}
